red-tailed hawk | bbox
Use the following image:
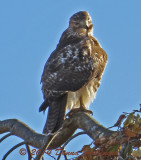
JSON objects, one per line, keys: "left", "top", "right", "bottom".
{"left": 39, "top": 11, "right": 108, "bottom": 134}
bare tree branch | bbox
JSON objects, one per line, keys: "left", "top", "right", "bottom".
{"left": 57, "top": 131, "right": 87, "bottom": 160}
{"left": 2, "top": 141, "right": 26, "bottom": 160}
{"left": 0, "top": 118, "right": 77, "bottom": 149}
{"left": 0, "top": 133, "right": 13, "bottom": 143}
{"left": 34, "top": 130, "right": 61, "bottom": 160}
{"left": 1, "top": 110, "right": 141, "bottom": 159}
{"left": 25, "top": 143, "right": 32, "bottom": 160}
{"left": 0, "top": 111, "right": 114, "bottom": 151}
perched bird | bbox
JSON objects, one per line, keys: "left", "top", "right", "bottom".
{"left": 39, "top": 11, "right": 108, "bottom": 134}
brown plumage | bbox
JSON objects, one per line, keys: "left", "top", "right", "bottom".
{"left": 39, "top": 11, "right": 108, "bottom": 134}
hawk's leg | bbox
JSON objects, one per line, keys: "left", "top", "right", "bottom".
{"left": 79, "top": 96, "right": 93, "bottom": 115}
{"left": 66, "top": 97, "right": 93, "bottom": 117}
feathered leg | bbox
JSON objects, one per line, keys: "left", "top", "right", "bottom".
{"left": 66, "top": 96, "right": 93, "bottom": 117}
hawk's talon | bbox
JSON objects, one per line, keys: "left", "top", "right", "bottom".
{"left": 84, "top": 109, "right": 93, "bottom": 115}
{"left": 66, "top": 108, "right": 93, "bottom": 118}
{"left": 79, "top": 108, "right": 93, "bottom": 115}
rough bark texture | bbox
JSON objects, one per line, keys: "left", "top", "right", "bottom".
{"left": 1, "top": 110, "right": 141, "bottom": 160}
{"left": 0, "top": 111, "right": 114, "bottom": 149}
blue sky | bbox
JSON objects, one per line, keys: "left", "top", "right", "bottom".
{"left": 0, "top": 0, "right": 141, "bottom": 159}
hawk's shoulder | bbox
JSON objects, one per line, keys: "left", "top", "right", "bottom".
{"left": 41, "top": 34, "right": 95, "bottom": 96}
{"left": 56, "top": 28, "right": 83, "bottom": 50}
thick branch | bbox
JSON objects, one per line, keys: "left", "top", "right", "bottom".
{"left": 0, "top": 112, "right": 114, "bottom": 149}
{"left": 69, "top": 112, "right": 114, "bottom": 139}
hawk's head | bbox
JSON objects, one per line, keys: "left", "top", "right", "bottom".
{"left": 69, "top": 11, "right": 93, "bottom": 36}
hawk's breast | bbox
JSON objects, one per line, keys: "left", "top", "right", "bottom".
{"left": 66, "top": 40, "right": 108, "bottom": 110}
{"left": 66, "top": 78, "right": 100, "bottom": 110}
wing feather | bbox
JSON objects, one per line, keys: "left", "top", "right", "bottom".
{"left": 41, "top": 41, "right": 94, "bottom": 96}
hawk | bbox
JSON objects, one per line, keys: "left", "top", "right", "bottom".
{"left": 39, "top": 11, "right": 108, "bottom": 134}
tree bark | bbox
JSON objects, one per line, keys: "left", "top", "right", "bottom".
{"left": 0, "top": 111, "right": 114, "bottom": 150}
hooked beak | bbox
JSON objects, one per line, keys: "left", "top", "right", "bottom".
{"left": 80, "top": 20, "right": 92, "bottom": 30}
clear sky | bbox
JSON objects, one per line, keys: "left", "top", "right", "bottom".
{"left": 0, "top": 0, "right": 141, "bottom": 159}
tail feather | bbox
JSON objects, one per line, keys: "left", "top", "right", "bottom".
{"left": 43, "top": 94, "right": 67, "bottom": 134}
{"left": 39, "top": 98, "right": 49, "bottom": 112}
{"left": 53, "top": 94, "right": 67, "bottom": 132}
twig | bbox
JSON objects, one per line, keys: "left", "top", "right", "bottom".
{"left": 35, "top": 130, "right": 61, "bottom": 160}
{"left": 125, "top": 155, "right": 136, "bottom": 160}
{"left": 2, "top": 141, "right": 26, "bottom": 160}
{"left": 64, "top": 131, "right": 87, "bottom": 148}
{"left": 44, "top": 151, "right": 56, "bottom": 160}
{"left": 0, "top": 133, "right": 13, "bottom": 143}
{"left": 57, "top": 131, "right": 87, "bottom": 160}
{"left": 44, "top": 153, "right": 56, "bottom": 160}
{"left": 25, "top": 143, "right": 32, "bottom": 160}
{"left": 64, "top": 153, "right": 68, "bottom": 160}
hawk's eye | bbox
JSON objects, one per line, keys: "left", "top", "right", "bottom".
{"left": 74, "top": 22, "right": 80, "bottom": 26}
{"left": 88, "top": 17, "right": 92, "bottom": 23}
{"left": 75, "top": 22, "right": 79, "bottom": 25}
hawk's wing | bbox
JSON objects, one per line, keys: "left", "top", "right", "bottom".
{"left": 41, "top": 42, "right": 94, "bottom": 96}
{"left": 40, "top": 39, "right": 95, "bottom": 133}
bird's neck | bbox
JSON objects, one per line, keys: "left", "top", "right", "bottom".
{"left": 56, "top": 28, "right": 93, "bottom": 50}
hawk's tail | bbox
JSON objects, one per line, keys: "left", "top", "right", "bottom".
{"left": 39, "top": 98, "right": 49, "bottom": 112}
{"left": 43, "top": 94, "right": 67, "bottom": 134}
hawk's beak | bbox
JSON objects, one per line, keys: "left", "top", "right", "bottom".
{"left": 80, "top": 20, "right": 89, "bottom": 30}
{"left": 85, "top": 21, "right": 89, "bottom": 30}
{"left": 85, "top": 25, "right": 89, "bottom": 30}
{"left": 85, "top": 20, "right": 93, "bottom": 32}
